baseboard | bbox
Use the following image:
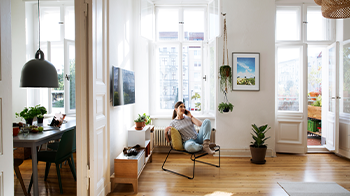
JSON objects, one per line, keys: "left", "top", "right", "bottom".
{"left": 153, "top": 146, "right": 276, "bottom": 157}
{"left": 218, "top": 148, "right": 275, "bottom": 157}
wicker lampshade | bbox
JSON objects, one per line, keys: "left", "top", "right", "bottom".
{"left": 314, "top": 0, "right": 350, "bottom": 19}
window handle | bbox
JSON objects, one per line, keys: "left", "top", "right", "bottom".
{"left": 65, "top": 74, "right": 70, "bottom": 81}
{"left": 203, "top": 75, "right": 206, "bottom": 81}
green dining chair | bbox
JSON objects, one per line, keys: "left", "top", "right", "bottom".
{"left": 28, "top": 129, "right": 76, "bottom": 194}
{"left": 47, "top": 128, "right": 76, "bottom": 168}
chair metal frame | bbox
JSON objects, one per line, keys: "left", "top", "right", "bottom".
{"left": 162, "top": 143, "right": 220, "bottom": 179}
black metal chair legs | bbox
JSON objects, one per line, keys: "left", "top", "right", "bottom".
{"left": 162, "top": 146, "right": 220, "bottom": 179}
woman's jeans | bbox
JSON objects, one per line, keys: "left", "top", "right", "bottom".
{"left": 183, "top": 119, "right": 211, "bottom": 152}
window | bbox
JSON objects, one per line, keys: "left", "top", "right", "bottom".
{"left": 276, "top": 47, "right": 302, "bottom": 111}
{"left": 341, "top": 42, "right": 350, "bottom": 114}
{"left": 276, "top": 4, "right": 334, "bottom": 113}
{"left": 155, "top": 7, "right": 206, "bottom": 113}
{"left": 306, "top": 7, "right": 332, "bottom": 41}
{"left": 276, "top": 6, "right": 301, "bottom": 41}
{"left": 31, "top": 3, "right": 75, "bottom": 115}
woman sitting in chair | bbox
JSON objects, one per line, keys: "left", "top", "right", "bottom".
{"left": 165, "top": 101, "right": 215, "bottom": 154}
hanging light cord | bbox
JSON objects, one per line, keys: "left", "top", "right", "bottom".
{"left": 38, "top": 0, "right": 40, "bottom": 50}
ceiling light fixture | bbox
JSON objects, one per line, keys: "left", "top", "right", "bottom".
{"left": 20, "top": 0, "right": 59, "bottom": 88}
{"left": 314, "top": 0, "right": 350, "bottom": 19}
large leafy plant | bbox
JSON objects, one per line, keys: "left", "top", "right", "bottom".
{"left": 251, "top": 124, "right": 271, "bottom": 148}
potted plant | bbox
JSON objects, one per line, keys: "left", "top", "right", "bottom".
{"left": 134, "top": 116, "right": 144, "bottom": 130}
{"left": 35, "top": 105, "right": 47, "bottom": 123}
{"left": 15, "top": 107, "right": 38, "bottom": 125}
{"left": 218, "top": 102, "right": 234, "bottom": 113}
{"left": 250, "top": 124, "right": 271, "bottom": 164}
{"left": 219, "top": 65, "right": 232, "bottom": 93}
{"left": 142, "top": 113, "right": 151, "bottom": 125}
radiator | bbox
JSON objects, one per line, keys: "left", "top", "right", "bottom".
{"left": 153, "top": 126, "right": 216, "bottom": 147}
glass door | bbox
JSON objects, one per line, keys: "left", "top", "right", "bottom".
{"left": 322, "top": 42, "right": 340, "bottom": 152}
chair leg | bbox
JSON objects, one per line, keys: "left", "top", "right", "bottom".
{"left": 162, "top": 149, "right": 194, "bottom": 179}
{"left": 67, "top": 157, "right": 77, "bottom": 181}
{"left": 71, "top": 154, "right": 75, "bottom": 169}
{"left": 14, "top": 165, "right": 29, "bottom": 196}
{"left": 28, "top": 174, "right": 33, "bottom": 194}
{"left": 55, "top": 163, "right": 63, "bottom": 194}
{"left": 192, "top": 146, "right": 221, "bottom": 168}
{"left": 44, "top": 162, "right": 51, "bottom": 181}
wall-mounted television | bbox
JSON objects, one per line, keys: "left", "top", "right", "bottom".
{"left": 111, "top": 67, "right": 135, "bottom": 106}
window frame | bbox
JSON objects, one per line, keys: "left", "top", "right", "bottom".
{"left": 275, "top": 4, "right": 335, "bottom": 45}
{"left": 275, "top": 3, "right": 335, "bottom": 114}
{"left": 153, "top": 6, "right": 208, "bottom": 115}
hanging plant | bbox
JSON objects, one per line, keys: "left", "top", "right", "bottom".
{"left": 219, "top": 65, "right": 232, "bottom": 93}
{"left": 219, "top": 13, "right": 232, "bottom": 93}
{"left": 217, "top": 13, "right": 234, "bottom": 114}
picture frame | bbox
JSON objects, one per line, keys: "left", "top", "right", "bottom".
{"left": 232, "top": 52, "right": 260, "bottom": 91}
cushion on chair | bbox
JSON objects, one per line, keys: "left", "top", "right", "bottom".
{"left": 170, "top": 127, "right": 184, "bottom": 150}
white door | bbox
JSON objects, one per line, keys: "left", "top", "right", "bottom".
{"left": 75, "top": 0, "right": 110, "bottom": 195}
{"left": 0, "top": 0, "right": 14, "bottom": 195}
{"left": 88, "top": 0, "right": 110, "bottom": 195}
{"left": 275, "top": 44, "right": 308, "bottom": 153}
{"left": 337, "top": 40, "right": 350, "bottom": 159}
{"left": 322, "top": 42, "right": 340, "bottom": 153}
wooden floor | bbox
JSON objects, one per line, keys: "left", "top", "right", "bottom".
{"left": 15, "top": 152, "right": 350, "bottom": 196}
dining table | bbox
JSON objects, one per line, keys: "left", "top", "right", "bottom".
{"left": 13, "top": 117, "right": 76, "bottom": 196}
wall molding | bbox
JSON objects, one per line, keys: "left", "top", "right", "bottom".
{"left": 153, "top": 147, "right": 276, "bottom": 157}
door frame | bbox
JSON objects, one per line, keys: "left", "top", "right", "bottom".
{"left": 75, "top": 0, "right": 89, "bottom": 195}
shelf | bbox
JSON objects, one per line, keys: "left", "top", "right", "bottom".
{"left": 308, "top": 131, "right": 321, "bottom": 137}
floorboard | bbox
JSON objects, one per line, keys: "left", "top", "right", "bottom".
{"left": 14, "top": 152, "right": 350, "bottom": 196}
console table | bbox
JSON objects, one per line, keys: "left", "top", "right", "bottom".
{"left": 110, "top": 125, "right": 154, "bottom": 193}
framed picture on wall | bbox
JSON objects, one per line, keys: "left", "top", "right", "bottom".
{"left": 232, "top": 52, "right": 260, "bottom": 91}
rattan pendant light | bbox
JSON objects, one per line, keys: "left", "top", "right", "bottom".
{"left": 20, "top": 0, "right": 59, "bottom": 88}
{"left": 314, "top": 0, "right": 350, "bottom": 19}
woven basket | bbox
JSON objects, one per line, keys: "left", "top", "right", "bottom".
{"left": 315, "top": 0, "right": 350, "bottom": 19}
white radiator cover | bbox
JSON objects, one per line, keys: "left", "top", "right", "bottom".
{"left": 153, "top": 126, "right": 216, "bottom": 147}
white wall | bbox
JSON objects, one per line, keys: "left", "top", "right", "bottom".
{"left": 343, "top": 19, "right": 350, "bottom": 41}
{"left": 216, "top": 0, "right": 276, "bottom": 156}
{"left": 133, "top": 0, "right": 150, "bottom": 118}
{"left": 108, "top": 0, "right": 135, "bottom": 174}
{"left": 11, "top": 0, "right": 28, "bottom": 121}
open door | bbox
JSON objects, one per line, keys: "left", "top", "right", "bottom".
{"left": 337, "top": 40, "right": 350, "bottom": 159}
{"left": 322, "top": 42, "right": 340, "bottom": 153}
{"left": 75, "top": 0, "right": 110, "bottom": 195}
{"left": 87, "top": 0, "right": 110, "bottom": 195}
{"left": 275, "top": 44, "right": 308, "bottom": 153}
{"left": 0, "top": 0, "right": 14, "bottom": 195}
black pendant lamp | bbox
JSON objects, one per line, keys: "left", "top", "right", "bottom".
{"left": 20, "top": 0, "right": 59, "bottom": 88}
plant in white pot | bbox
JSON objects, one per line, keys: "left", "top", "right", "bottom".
{"left": 250, "top": 124, "right": 271, "bottom": 164}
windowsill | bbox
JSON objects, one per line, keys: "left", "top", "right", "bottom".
{"left": 44, "top": 113, "right": 76, "bottom": 118}
{"left": 151, "top": 114, "right": 215, "bottom": 120}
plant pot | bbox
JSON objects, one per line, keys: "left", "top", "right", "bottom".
{"left": 250, "top": 145, "right": 267, "bottom": 164}
{"left": 309, "top": 92, "right": 320, "bottom": 100}
{"left": 37, "top": 117, "right": 44, "bottom": 124}
{"left": 13, "top": 127, "right": 20, "bottom": 136}
{"left": 25, "top": 118, "right": 33, "bottom": 125}
{"left": 223, "top": 108, "right": 230, "bottom": 112}
{"left": 135, "top": 122, "right": 143, "bottom": 130}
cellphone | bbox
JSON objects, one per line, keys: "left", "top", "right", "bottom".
{"left": 184, "top": 110, "right": 188, "bottom": 115}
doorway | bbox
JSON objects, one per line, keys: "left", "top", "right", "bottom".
{"left": 307, "top": 46, "right": 324, "bottom": 147}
